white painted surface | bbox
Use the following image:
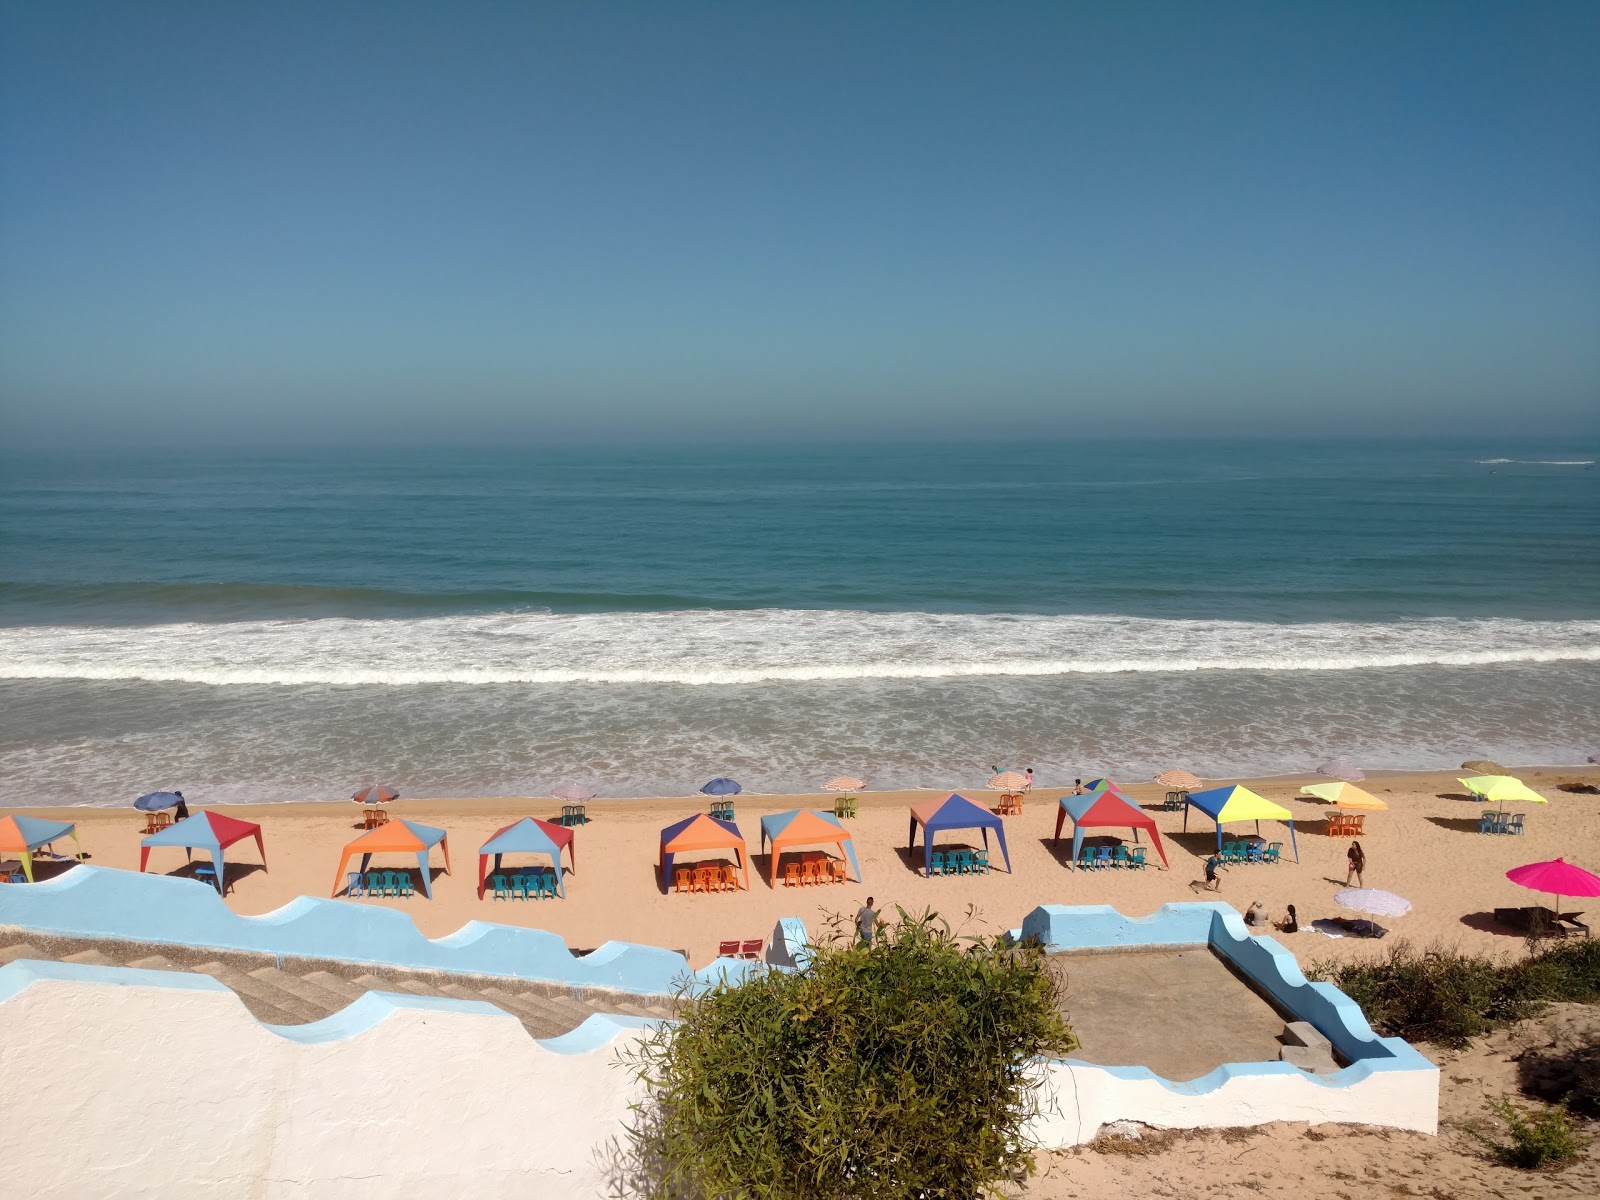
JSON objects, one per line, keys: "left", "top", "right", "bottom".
{"left": 1027, "top": 1056, "right": 1440, "bottom": 1147}
{"left": 0, "top": 971, "right": 649, "bottom": 1198}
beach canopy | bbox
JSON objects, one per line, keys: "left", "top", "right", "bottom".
{"left": 133, "top": 791, "right": 185, "bottom": 812}
{"left": 1506, "top": 858, "right": 1600, "bottom": 910}
{"left": 331, "top": 819, "right": 449, "bottom": 898}
{"left": 1300, "top": 782, "right": 1389, "bottom": 811}
{"left": 351, "top": 785, "right": 397, "bottom": 805}
{"left": 0, "top": 815, "right": 83, "bottom": 882}
{"left": 660, "top": 813, "right": 748, "bottom": 889}
{"left": 907, "top": 793, "right": 1012, "bottom": 876}
{"left": 1184, "top": 785, "right": 1299, "bottom": 862}
{"left": 825, "top": 776, "right": 865, "bottom": 792}
{"left": 699, "top": 777, "right": 742, "bottom": 797}
{"left": 1154, "top": 769, "right": 1202, "bottom": 790}
{"left": 759, "top": 809, "right": 861, "bottom": 885}
{"left": 1053, "top": 789, "right": 1169, "bottom": 869}
{"left": 1317, "top": 760, "right": 1365, "bottom": 783}
{"left": 477, "top": 817, "right": 575, "bottom": 898}
{"left": 141, "top": 811, "right": 265, "bottom": 895}
{"left": 1460, "top": 775, "right": 1547, "bottom": 808}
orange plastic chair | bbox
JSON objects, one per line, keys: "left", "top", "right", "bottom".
{"left": 783, "top": 862, "right": 801, "bottom": 887}
{"left": 803, "top": 860, "right": 825, "bottom": 886}
{"left": 674, "top": 867, "right": 693, "bottom": 894}
{"left": 719, "top": 865, "right": 739, "bottom": 891}
{"left": 828, "top": 859, "right": 847, "bottom": 883}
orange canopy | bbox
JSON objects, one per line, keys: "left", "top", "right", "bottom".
{"left": 659, "top": 813, "right": 749, "bottom": 890}
{"left": 760, "top": 809, "right": 861, "bottom": 886}
{"left": 331, "top": 818, "right": 451, "bottom": 898}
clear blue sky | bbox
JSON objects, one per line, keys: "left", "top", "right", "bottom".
{"left": 2, "top": 2, "right": 1596, "bottom": 446}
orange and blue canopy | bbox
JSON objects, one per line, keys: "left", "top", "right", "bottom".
{"left": 331, "top": 818, "right": 450, "bottom": 898}
{"left": 759, "top": 809, "right": 861, "bottom": 885}
{"left": 1054, "top": 788, "right": 1169, "bottom": 868}
{"left": 1184, "top": 785, "right": 1299, "bottom": 861}
{"left": 907, "top": 793, "right": 1011, "bottom": 875}
{"left": 477, "top": 817, "right": 574, "bottom": 898}
{"left": 0, "top": 815, "right": 82, "bottom": 882}
{"left": 660, "top": 813, "right": 748, "bottom": 889}
{"left": 141, "top": 810, "right": 265, "bottom": 894}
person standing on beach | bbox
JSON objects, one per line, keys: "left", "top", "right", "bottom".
{"left": 1345, "top": 841, "right": 1366, "bottom": 887}
{"left": 856, "top": 897, "right": 879, "bottom": 947}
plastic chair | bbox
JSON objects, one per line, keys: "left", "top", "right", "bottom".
{"left": 488, "top": 874, "right": 508, "bottom": 900}
{"left": 740, "top": 938, "right": 763, "bottom": 959}
{"left": 828, "top": 859, "right": 847, "bottom": 883}
{"left": 929, "top": 851, "right": 947, "bottom": 876}
{"left": 1112, "top": 846, "right": 1131, "bottom": 869}
{"left": 1479, "top": 810, "right": 1497, "bottom": 834}
{"left": 1077, "top": 847, "right": 1097, "bottom": 870}
{"left": 974, "top": 849, "right": 990, "bottom": 873}
{"left": 1095, "top": 846, "right": 1113, "bottom": 869}
{"left": 1128, "top": 847, "right": 1146, "bottom": 869}
{"left": 803, "top": 860, "right": 825, "bottom": 886}
{"left": 398, "top": 873, "right": 417, "bottom": 899}
{"left": 674, "top": 867, "right": 693, "bottom": 894}
{"left": 347, "top": 872, "right": 365, "bottom": 897}
{"left": 1265, "top": 842, "right": 1282, "bottom": 864}
{"left": 1508, "top": 814, "right": 1525, "bottom": 835}
{"left": 783, "top": 862, "right": 801, "bottom": 887}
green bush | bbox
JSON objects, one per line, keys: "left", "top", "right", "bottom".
{"left": 1474, "top": 1096, "right": 1587, "bottom": 1169}
{"left": 622, "top": 907, "right": 1079, "bottom": 1199}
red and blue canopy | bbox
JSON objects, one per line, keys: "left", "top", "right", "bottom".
{"left": 477, "top": 817, "right": 575, "bottom": 898}
{"left": 907, "top": 793, "right": 1011, "bottom": 876}
{"left": 140, "top": 811, "right": 266, "bottom": 894}
{"left": 1053, "top": 788, "right": 1169, "bottom": 868}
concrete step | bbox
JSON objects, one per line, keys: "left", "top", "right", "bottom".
{"left": 298, "top": 971, "right": 367, "bottom": 1004}
{"left": 1280, "top": 1044, "right": 1340, "bottom": 1074}
{"left": 126, "top": 955, "right": 183, "bottom": 972}
{"left": 1282, "top": 1021, "right": 1333, "bottom": 1054}
{"left": 61, "top": 949, "right": 115, "bottom": 967}
{"left": 0, "top": 943, "right": 44, "bottom": 966}
{"left": 193, "top": 961, "right": 317, "bottom": 1026}
{"left": 351, "top": 973, "right": 439, "bottom": 999}
{"left": 248, "top": 968, "right": 352, "bottom": 1016}
{"left": 477, "top": 987, "right": 583, "bottom": 1038}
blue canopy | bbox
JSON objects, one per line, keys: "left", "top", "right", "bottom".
{"left": 1184, "top": 785, "right": 1300, "bottom": 862}
{"left": 907, "top": 793, "right": 1012, "bottom": 876}
{"left": 700, "top": 777, "right": 742, "bottom": 796}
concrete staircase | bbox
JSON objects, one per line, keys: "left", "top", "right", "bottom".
{"left": 0, "top": 929, "right": 675, "bottom": 1038}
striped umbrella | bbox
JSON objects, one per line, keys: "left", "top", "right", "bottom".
{"left": 351, "top": 785, "right": 397, "bottom": 805}
{"left": 1317, "top": 760, "right": 1365, "bottom": 783}
{"left": 551, "top": 783, "right": 598, "bottom": 804}
{"left": 824, "top": 776, "right": 865, "bottom": 792}
{"left": 1154, "top": 769, "right": 1202, "bottom": 790}
{"left": 987, "top": 771, "right": 1029, "bottom": 792}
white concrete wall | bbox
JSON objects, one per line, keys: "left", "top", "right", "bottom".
{"left": 1027, "top": 1056, "right": 1439, "bottom": 1147}
{"left": 0, "top": 964, "right": 652, "bottom": 1199}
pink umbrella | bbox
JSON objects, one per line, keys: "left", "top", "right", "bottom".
{"left": 1506, "top": 858, "right": 1600, "bottom": 913}
{"left": 351, "top": 785, "right": 397, "bottom": 805}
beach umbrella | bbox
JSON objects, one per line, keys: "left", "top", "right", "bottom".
{"left": 1335, "top": 888, "right": 1412, "bottom": 918}
{"left": 1317, "top": 760, "right": 1365, "bottom": 783}
{"left": 1300, "top": 782, "right": 1388, "bottom": 810}
{"left": 134, "top": 791, "right": 185, "bottom": 812}
{"left": 987, "top": 770, "right": 1029, "bottom": 792}
{"left": 1462, "top": 759, "right": 1509, "bottom": 775}
{"left": 551, "top": 783, "right": 598, "bottom": 804}
{"left": 1506, "top": 858, "right": 1600, "bottom": 915}
{"left": 824, "top": 776, "right": 865, "bottom": 792}
{"left": 700, "top": 777, "right": 742, "bottom": 797}
{"left": 1459, "top": 775, "right": 1548, "bottom": 813}
{"left": 352, "top": 785, "right": 397, "bottom": 805}
{"left": 1154, "top": 770, "right": 1202, "bottom": 790}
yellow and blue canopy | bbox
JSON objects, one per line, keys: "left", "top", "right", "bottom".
{"left": 1184, "top": 785, "right": 1299, "bottom": 861}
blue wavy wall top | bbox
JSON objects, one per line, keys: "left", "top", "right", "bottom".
{"left": 0, "top": 866, "right": 709, "bottom": 995}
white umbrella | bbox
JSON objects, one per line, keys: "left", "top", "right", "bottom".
{"left": 1334, "top": 888, "right": 1412, "bottom": 917}
{"left": 987, "top": 771, "right": 1029, "bottom": 792}
{"left": 1317, "top": 760, "right": 1365, "bottom": 783}
{"left": 824, "top": 776, "right": 865, "bottom": 792}
{"left": 551, "top": 783, "right": 597, "bottom": 804}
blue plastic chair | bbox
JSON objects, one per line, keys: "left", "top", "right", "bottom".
{"left": 1508, "top": 814, "right": 1525, "bottom": 835}
{"left": 347, "top": 872, "right": 365, "bottom": 897}
{"left": 1265, "top": 842, "right": 1282, "bottom": 864}
{"left": 1095, "top": 846, "right": 1113, "bottom": 869}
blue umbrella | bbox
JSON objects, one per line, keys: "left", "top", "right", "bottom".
{"left": 700, "top": 777, "right": 742, "bottom": 796}
{"left": 134, "top": 791, "right": 184, "bottom": 812}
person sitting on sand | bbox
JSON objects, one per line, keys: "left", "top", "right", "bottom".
{"left": 1244, "top": 900, "right": 1269, "bottom": 928}
{"left": 1276, "top": 904, "right": 1299, "bottom": 933}
{"left": 1345, "top": 840, "right": 1366, "bottom": 887}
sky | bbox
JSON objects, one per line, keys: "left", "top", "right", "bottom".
{"left": 1, "top": 2, "right": 1597, "bottom": 447}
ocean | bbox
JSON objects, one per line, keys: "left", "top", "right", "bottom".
{"left": 2, "top": 440, "right": 1597, "bottom": 806}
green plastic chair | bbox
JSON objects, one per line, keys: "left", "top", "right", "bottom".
{"left": 1077, "top": 846, "right": 1097, "bottom": 870}
{"left": 929, "top": 850, "right": 947, "bottom": 876}
{"left": 1265, "top": 842, "right": 1282, "bottom": 864}
{"left": 1112, "top": 845, "right": 1131, "bottom": 868}
{"left": 974, "top": 849, "right": 989, "bottom": 873}
{"left": 540, "top": 873, "right": 559, "bottom": 897}
{"left": 1129, "top": 846, "right": 1147, "bottom": 869}
{"left": 491, "top": 874, "right": 511, "bottom": 900}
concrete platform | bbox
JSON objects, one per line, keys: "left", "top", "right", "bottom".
{"left": 1052, "top": 947, "right": 1290, "bottom": 1081}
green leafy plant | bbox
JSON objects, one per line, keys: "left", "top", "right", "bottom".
{"left": 1472, "top": 1096, "right": 1587, "bottom": 1169}
{"left": 620, "top": 906, "right": 1078, "bottom": 1199}
{"left": 1309, "top": 938, "right": 1600, "bottom": 1049}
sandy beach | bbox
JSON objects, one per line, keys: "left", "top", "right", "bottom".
{"left": 11, "top": 767, "right": 1600, "bottom": 970}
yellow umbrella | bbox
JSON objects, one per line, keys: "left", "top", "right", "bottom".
{"left": 1300, "top": 782, "right": 1388, "bottom": 810}
{"left": 1459, "top": 775, "right": 1548, "bottom": 811}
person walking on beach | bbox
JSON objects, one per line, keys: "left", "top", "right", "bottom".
{"left": 1345, "top": 841, "right": 1366, "bottom": 887}
{"left": 856, "top": 897, "right": 879, "bottom": 947}
{"left": 1191, "top": 851, "right": 1227, "bottom": 893}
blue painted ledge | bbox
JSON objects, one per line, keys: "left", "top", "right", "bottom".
{"left": 0, "top": 867, "right": 700, "bottom": 996}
